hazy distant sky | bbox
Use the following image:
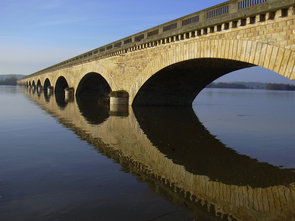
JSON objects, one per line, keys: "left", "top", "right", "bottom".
{"left": 0, "top": 0, "right": 294, "bottom": 84}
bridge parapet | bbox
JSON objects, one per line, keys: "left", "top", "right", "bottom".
{"left": 20, "top": 0, "right": 295, "bottom": 80}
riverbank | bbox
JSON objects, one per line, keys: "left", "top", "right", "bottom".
{"left": 206, "top": 82, "right": 295, "bottom": 91}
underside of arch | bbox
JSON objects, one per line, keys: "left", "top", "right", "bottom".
{"left": 54, "top": 76, "right": 69, "bottom": 109}
{"left": 37, "top": 80, "right": 42, "bottom": 88}
{"left": 76, "top": 72, "right": 111, "bottom": 100}
{"left": 133, "top": 58, "right": 254, "bottom": 106}
{"left": 55, "top": 76, "right": 68, "bottom": 94}
{"left": 44, "top": 78, "right": 51, "bottom": 90}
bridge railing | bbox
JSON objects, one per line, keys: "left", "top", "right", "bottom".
{"left": 22, "top": 0, "right": 294, "bottom": 80}
{"left": 238, "top": 0, "right": 268, "bottom": 10}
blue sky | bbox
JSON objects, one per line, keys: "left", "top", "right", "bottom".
{"left": 0, "top": 0, "right": 294, "bottom": 84}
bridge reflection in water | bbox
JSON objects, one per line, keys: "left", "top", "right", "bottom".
{"left": 24, "top": 88, "right": 295, "bottom": 221}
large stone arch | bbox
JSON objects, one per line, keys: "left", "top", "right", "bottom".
{"left": 54, "top": 76, "right": 69, "bottom": 109}
{"left": 75, "top": 72, "right": 112, "bottom": 99}
{"left": 37, "top": 79, "right": 42, "bottom": 88}
{"left": 133, "top": 58, "right": 253, "bottom": 106}
{"left": 70, "top": 62, "right": 114, "bottom": 92}
{"left": 55, "top": 76, "right": 69, "bottom": 94}
{"left": 131, "top": 39, "right": 295, "bottom": 106}
{"left": 43, "top": 78, "right": 51, "bottom": 90}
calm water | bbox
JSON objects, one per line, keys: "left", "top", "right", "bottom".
{"left": 0, "top": 86, "right": 295, "bottom": 221}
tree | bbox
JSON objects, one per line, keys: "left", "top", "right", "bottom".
{"left": 0, "top": 76, "right": 17, "bottom": 85}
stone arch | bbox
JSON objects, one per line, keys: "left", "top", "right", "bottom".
{"left": 131, "top": 39, "right": 295, "bottom": 106}
{"left": 43, "top": 78, "right": 51, "bottom": 90}
{"left": 133, "top": 58, "right": 253, "bottom": 106}
{"left": 55, "top": 76, "right": 68, "bottom": 94}
{"left": 76, "top": 72, "right": 111, "bottom": 99}
{"left": 37, "top": 79, "right": 42, "bottom": 88}
{"left": 43, "top": 78, "right": 52, "bottom": 101}
{"left": 32, "top": 80, "right": 36, "bottom": 87}
{"left": 54, "top": 76, "right": 69, "bottom": 109}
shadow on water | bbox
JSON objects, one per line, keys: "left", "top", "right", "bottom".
{"left": 73, "top": 98, "right": 231, "bottom": 220}
{"left": 133, "top": 106, "right": 295, "bottom": 188}
{"left": 23, "top": 89, "right": 295, "bottom": 221}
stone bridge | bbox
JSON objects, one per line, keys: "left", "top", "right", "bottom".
{"left": 23, "top": 88, "right": 295, "bottom": 220}
{"left": 18, "top": 0, "right": 295, "bottom": 105}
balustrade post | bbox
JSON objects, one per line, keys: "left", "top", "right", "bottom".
{"left": 230, "top": 0, "right": 239, "bottom": 13}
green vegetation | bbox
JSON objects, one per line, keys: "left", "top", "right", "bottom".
{"left": 0, "top": 76, "right": 17, "bottom": 85}
{"left": 265, "top": 83, "right": 295, "bottom": 91}
{"left": 109, "top": 90, "right": 129, "bottom": 97}
{"left": 0, "top": 75, "right": 25, "bottom": 85}
{"left": 207, "top": 82, "right": 247, "bottom": 89}
{"left": 207, "top": 82, "right": 295, "bottom": 91}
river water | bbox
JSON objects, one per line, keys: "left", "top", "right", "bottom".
{"left": 0, "top": 86, "right": 294, "bottom": 221}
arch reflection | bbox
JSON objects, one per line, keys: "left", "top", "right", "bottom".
{"left": 76, "top": 96, "right": 109, "bottom": 125}
{"left": 133, "top": 106, "right": 295, "bottom": 187}
{"left": 55, "top": 92, "right": 68, "bottom": 109}
{"left": 23, "top": 90, "right": 295, "bottom": 221}
{"left": 43, "top": 89, "right": 51, "bottom": 103}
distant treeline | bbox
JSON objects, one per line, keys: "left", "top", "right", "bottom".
{"left": 1, "top": 76, "right": 294, "bottom": 91}
{"left": 0, "top": 76, "right": 17, "bottom": 85}
{"left": 265, "top": 83, "right": 295, "bottom": 91}
{"left": 207, "top": 82, "right": 295, "bottom": 91}
{"left": 207, "top": 82, "right": 248, "bottom": 89}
